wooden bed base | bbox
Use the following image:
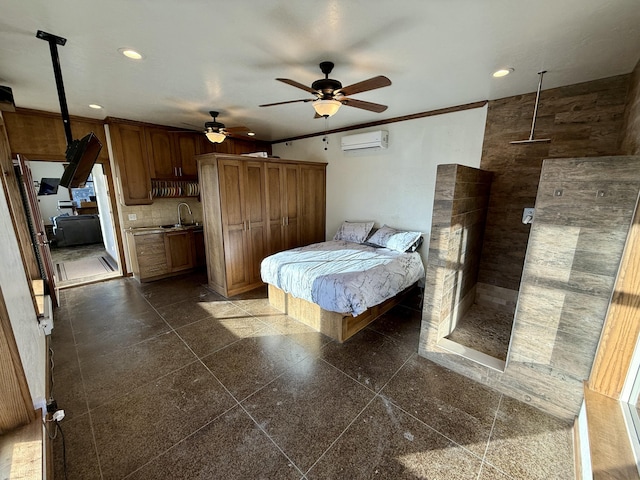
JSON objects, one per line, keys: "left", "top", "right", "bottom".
{"left": 268, "top": 284, "right": 413, "bottom": 342}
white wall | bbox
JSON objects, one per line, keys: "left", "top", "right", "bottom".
{"left": 272, "top": 106, "right": 488, "bottom": 266}
{"left": 0, "top": 167, "right": 46, "bottom": 411}
{"left": 28, "top": 161, "right": 70, "bottom": 225}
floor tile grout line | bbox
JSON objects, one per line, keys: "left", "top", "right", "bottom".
{"left": 63, "top": 305, "right": 106, "bottom": 480}
{"left": 477, "top": 393, "right": 504, "bottom": 480}
{"left": 120, "top": 403, "right": 240, "bottom": 479}
{"left": 477, "top": 395, "right": 519, "bottom": 480}
{"left": 304, "top": 350, "right": 418, "bottom": 476}
{"left": 303, "top": 385, "right": 380, "bottom": 476}
{"left": 237, "top": 402, "right": 307, "bottom": 478}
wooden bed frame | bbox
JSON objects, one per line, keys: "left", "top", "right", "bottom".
{"left": 268, "top": 284, "right": 414, "bottom": 342}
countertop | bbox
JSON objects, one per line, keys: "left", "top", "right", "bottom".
{"left": 127, "top": 224, "right": 203, "bottom": 235}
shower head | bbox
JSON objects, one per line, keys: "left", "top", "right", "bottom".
{"left": 510, "top": 70, "right": 551, "bottom": 145}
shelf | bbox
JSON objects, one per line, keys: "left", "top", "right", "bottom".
{"left": 151, "top": 179, "right": 199, "bottom": 198}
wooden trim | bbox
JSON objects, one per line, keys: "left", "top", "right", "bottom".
{"left": 588, "top": 196, "right": 640, "bottom": 398}
{"left": 209, "top": 153, "right": 327, "bottom": 167}
{"left": 272, "top": 100, "right": 488, "bottom": 144}
{"left": 583, "top": 386, "right": 638, "bottom": 478}
{"left": 0, "top": 283, "right": 35, "bottom": 432}
{"left": 573, "top": 417, "right": 583, "bottom": 480}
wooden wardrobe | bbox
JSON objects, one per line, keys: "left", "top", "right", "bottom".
{"left": 198, "top": 154, "right": 327, "bottom": 297}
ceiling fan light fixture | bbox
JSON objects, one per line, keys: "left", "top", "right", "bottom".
{"left": 205, "top": 129, "right": 226, "bottom": 143}
{"left": 313, "top": 99, "right": 342, "bottom": 117}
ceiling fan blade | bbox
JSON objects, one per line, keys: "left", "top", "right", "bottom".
{"left": 341, "top": 97, "right": 388, "bottom": 113}
{"left": 276, "top": 78, "right": 318, "bottom": 94}
{"left": 259, "top": 98, "right": 313, "bottom": 107}
{"left": 223, "top": 126, "right": 251, "bottom": 133}
{"left": 338, "top": 76, "right": 391, "bottom": 97}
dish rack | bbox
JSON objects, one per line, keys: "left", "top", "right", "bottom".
{"left": 151, "top": 180, "right": 200, "bottom": 198}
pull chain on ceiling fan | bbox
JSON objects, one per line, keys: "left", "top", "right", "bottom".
{"left": 260, "top": 61, "right": 391, "bottom": 118}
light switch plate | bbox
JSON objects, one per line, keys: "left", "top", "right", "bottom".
{"left": 128, "top": 213, "right": 137, "bottom": 221}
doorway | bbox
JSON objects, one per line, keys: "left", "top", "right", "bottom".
{"left": 30, "top": 160, "right": 121, "bottom": 288}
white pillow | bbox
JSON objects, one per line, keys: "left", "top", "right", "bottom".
{"left": 367, "top": 225, "right": 422, "bottom": 252}
{"left": 333, "top": 221, "right": 375, "bottom": 243}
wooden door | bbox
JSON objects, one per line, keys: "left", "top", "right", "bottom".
{"left": 174, "top": 133, "right": 198, "bottom": 178}
{"left": 145, "top": 127, "right": 176, "bottom": 179}
{"left": 265, "top": 163, "right": 300, "bottom": 254}
{"left": 165, "top": 231, "right": 194, "bottom": 272}
{"left": 265, "top": 163, "right": 284, "bottom": 254}
{"left": 282, "top": 164, "right": 300, "bottom": 250}
{"left": 299, "top": 164, "right": 326, "bottom": 245}
{"left": 16, "top": 155, "right": 58, "bottom": 307}
{"left": 218, "top": 159, "right": 251, "bottom": 292}
{"left": 109, "top": 123, "right": 152, "bottom": 205}
{"left": 244, "top": 161, "right": 267, "bottom": 285}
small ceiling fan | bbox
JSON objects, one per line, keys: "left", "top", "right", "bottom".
{"left": 260, "top": 61, "right": 391, "bottom": 118}
{"left": 202, "top": 111, "right": 251, "bottom": 143}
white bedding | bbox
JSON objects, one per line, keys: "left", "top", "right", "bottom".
{"left": 260, "top": 240, "right": 425, "bottom": 316}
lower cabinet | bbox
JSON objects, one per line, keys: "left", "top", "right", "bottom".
{"left": 165, "top": 230, "right": 194, "bottom": 273}
{"left": 127, "top": 228, "right": 204, "bottom": 282}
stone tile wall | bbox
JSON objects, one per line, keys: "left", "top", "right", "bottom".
{"left": 423, "top": 164, "right": 492, "bottom": 339}
{"left": 421, "top": 156, "right": 640, "bottom": 419}
{"left": 478, "top": 74, "right": 631, "bottom": 292}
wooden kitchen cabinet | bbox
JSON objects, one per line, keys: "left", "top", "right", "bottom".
{"left": 164, "top": 230, "right": 195, "bottom": 272}
{"left": 147, "top": 128, "right": 199, "bottom": 180}
{"left": 127, "top": 228, "right": 203, "bottom": 281}
{"left": 173, "top": 132, "right": 199, "bottom": 178}
{"left": 127, "top": 232, "right": 168, "bottom": 280}
{"left": 145, "top": 127, "right": 176, "bottom": 179}
{"left": 198, "top": 154, "right": 326, "bottom": 298}
{"left": 109, "top": 122, "right": 153, "bottom": 205}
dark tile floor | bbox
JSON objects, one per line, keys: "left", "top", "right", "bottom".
{"left": 51, "top": 272, "right": 574, "bottom": 479}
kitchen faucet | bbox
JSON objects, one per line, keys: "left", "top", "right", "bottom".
{"left": 177, "top": 202, "right": 193, "bottom": 226}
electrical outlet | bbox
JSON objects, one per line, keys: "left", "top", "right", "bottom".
{"left": 128, "top": 213, "right": 137, "bottom": 221}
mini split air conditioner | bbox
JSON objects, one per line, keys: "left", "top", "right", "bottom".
{"left": 341, "top": 130, "right": 389, "bottom": 152}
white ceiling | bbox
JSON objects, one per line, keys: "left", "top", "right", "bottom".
{"left": 1, "top": 0, "right": 639, "bottom": 141}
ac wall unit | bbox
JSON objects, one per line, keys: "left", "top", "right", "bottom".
{"left": 341, "top": 130, "right": 389, "bottom": 152}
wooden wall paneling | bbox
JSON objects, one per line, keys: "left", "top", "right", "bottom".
{"left": 477, "top": 74, "right": 631, "bottom": 292}
{"left": 0, "top": 284, "right": 35, "bottom": 433}
{"left": 3, "top": 108, "right": 109, "bottom": 162}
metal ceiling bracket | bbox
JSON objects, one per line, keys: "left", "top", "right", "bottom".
{"left": 36, "top": 30, "right": 73, "bottom": 146}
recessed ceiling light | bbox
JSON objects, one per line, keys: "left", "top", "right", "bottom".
{"left": 492, "top": 68, "right": 514, "bottom": 78}
{"left": 119, "top": 48, "right": 144, "bottom": 60}
{"left": 89, "top": 104, "right": 103, "bottom": 109}
{"left": 247, "top": 132, "right": 256, "bottom": 136}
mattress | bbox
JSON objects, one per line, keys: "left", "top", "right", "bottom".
{"left": 260, "top": 240, "right": 425, "bottom": 316}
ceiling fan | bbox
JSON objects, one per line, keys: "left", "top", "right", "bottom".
{"left": 202, "top": 111, "right": 251, "bottom": 143}
{"left": 259, "top": 61, "right": 391, "bottom": 118}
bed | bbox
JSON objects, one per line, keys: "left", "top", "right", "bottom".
{"left": 261, "top": 222, "right": 425, "bottom": 342}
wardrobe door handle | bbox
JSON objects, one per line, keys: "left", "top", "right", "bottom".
{"left": 179, "top": 167, "right": 182, "bottom": 176}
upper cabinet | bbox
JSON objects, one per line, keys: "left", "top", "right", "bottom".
{"left": 146, "top": 128, "right": 200, "bottom": 180}
{"left": 108, "top": 122, "right": 152, "bottom": 205}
